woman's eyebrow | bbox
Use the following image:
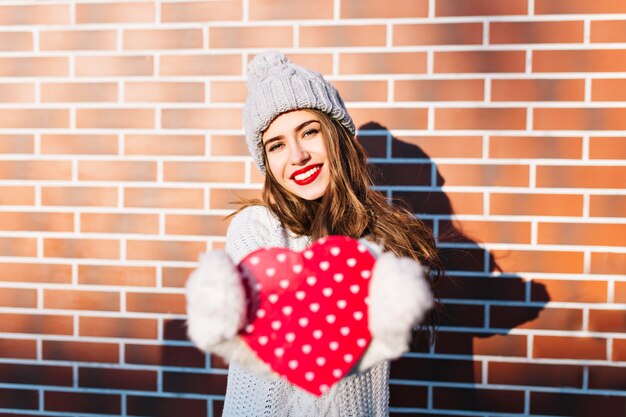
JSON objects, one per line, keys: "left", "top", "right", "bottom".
{"left": 263, "top": 119, "right": 320, "bottom": 146}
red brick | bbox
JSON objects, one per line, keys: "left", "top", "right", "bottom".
{"left": 45, "top": 391, "right": 120, "bottom": 415}
{"left": 0, "top": 313, "right": 72, "bottom": 335}
{"left": 40, "top": 30, "right": 117, "bottom": 51}
{"left": 490, "top": 136, "right": 582, "bottom": 158}
{"left": 283, "top": 53, "right": 334, "bottom": 75}
{"left": 0, "top": 135, "right": 33, "bottom": 153}
{"left": 160, "top": 54, "right": 241, "bottom": 76}
{"left": 81, "top": 213, "right": 159, "bottom": 234}
{"left": 77, "top": 109, "right": 154, "bottom": 129}
{"left": 0, "top": 161, "right": 71, "bottom": 181}
{"left": 0, "top": 288, "right": 36, "bottom": 308}
{"left": 531, "top": 279, "right": 607, "bottom": 303}
{"left": 0, "top": 212, "right": 73, "bottom": 232}
{"left": 441, "top": 219, "right": 530, "bottom": 244}
{"left": 613, "top": 339, "right": 626, "bottom": 361}
{"left": 0, "top": 339, "right": 36, "bottom": 359}
{"left": 333, "top": 80, "right": 388, "bottom": 103}
{"left": 390, "top": 384, "right": 428, "bottom": 408}
{"left": 589, "top": 366, "right": 626, "bottom": 391}
{"left": 163, "top": 161, "right": 244, "bottom": 183}
{"left": 395, "top": 23, "right": 482, "bottom": 46}
{"left": 534, "top": 50, "right": 626, "bottom": 72}
{"left": 591, "top": 20, "right": 626, "bottom": 43}
{"left": 301, "top": 25, "right": 386, "bottom": 47}
{"left": 492, "top": 79, "right": 584, "bottom": 102}
{"left": 491, "top": 21, "right": 583, "bottom": 44}
{"left": 76, "top": 2, "right": 154, "bottom": 24}
{"left": 43, "top": 340, "right": 118, "bottom": 363}
{"left": 41, "top": 134, "right": 117, "bottom": 154}
{"left": 210, "top": 80, "right": 247, "bottom": 103}
{"left": 440, "top": 275, "right": 526, "bottom": 301}
{"left": 440, "top": 303, "right": 485, "bottom": 328}
{"left": 79, "top": 367, "right": 157, "bottom": 391}
{"left": 125, "top": 83, "right": 204, "bottom": 103}
{"left": 536, "top": 108, "right": 626, "bottom": 130}
{"left": 126, "top": 344, "right": 205, "bottom": 368}
{"left": 80, "top": 316, "right": 158, "bottom": 339}
{"left": 0, "top": 4, "right": 69, "bottom": 25}
{"left": 350, "top": 108, "right": 428, "bottom": 130}
{"left": 491, "top": 249, "right": 584, "bottom": 274}
{"left": 0, "top": 263, "right": 71, "bottom": 284}
{"left": 393, "top": 191, "right": 484, "bottom": 215}
{"left": 166, "top": 214, "right": 230, "bottom": 236}
{"left": 161, "top": 1, "right": 242, "bottom": 22}
{"left": 125, "top": 187, "right": 205, "bottom": 209}
{"left": 340, "top": 52, "right": 427, "bottom": 75}
{"left": 394, "top": 136, "right": 483, "bottom": 158}
{"left": 125, "top": 134, "right": 205, "bottom": 155}
{"left": 342, "top": 0, "right": 427, "bottom": 18}
{"left": 0, "top": 238, "right": 36, "bottom": 257}
{"left": 434, "top": 387, "right": 525, "bottom": 413}
{"left": 491, "top": 306, "right": 583, "bottom": 331}
{"left": 530, "top": 392, "right": 626, "bottom": 417}
{"left": 589, "top": 310, "right": 626, "bottom": 333}
{"left": 163, "top": 267, "right": 194, "bottom": 288}
{"left": 0, "top": 363, "right": 72, "bottom": 386}
{"left": 437, "top": 332, "right": 527, "bottom": 357}
{"left": 534, "top": 336, "right": 606, "bottom": 360}
{"left": 126, "top": 292, "right": 185, "bottom": 314}
{"left": 436, "top": 0, "right": 527, "bottom": 16}
{"left": 250, "top": 0, "right": 332, "bottom": 19}
{"left": 209, "top": 26, "right": 293, "bottom": 48}
{"left": 435, "top": 51, "right": 525, "bottom": 73}
{"left": 436, "top": 108, "right": 526, "bottom": 130}
{"left": 164, "top": 372, "right": 227, "bottom": 395}
{"left": 126, "top": 240, "right": 206, "bottom": 262}
{"left": 593, "top": 79, "right": 626, "bottom": 101}
{"left": 436, "top": 163, "right": 528, "bottom": 187}
{"left": 0, "top": 57, "right": 68, "bottom": 77}
{"left": 127, "top": 395, "right": 207, "bottom": 417}
{"left": 391, "top": 357, "right": 480, "bottom": 383}
{"left": 44, "top": 289, "right": 120, "bottom": 311}
{"left": 124, "top": 29, "right": 202, "bottom": 50}
{"left": 537, "top": 166, "right": 626, "bottom": 189}
{"left": 210, "top": 135, "right": 248, "bottom": 156}
{"left": 79, "top": 265, "right": 156, "bottom": 287}
{"left": 161, "top": 108, "right": 241, "bottom": 129}
{"left": 616, "top": 282, "right": 626, "bottom": 303}
{"left": 489, "top": 362, "right": 583, "bottom": 387}
{"left": 395, "top": 79, "right": 484, "bottom": 101}
{"left": 539, "top": 222, "right": 626, "bottom": 247}
{"left": 0, "top": 186, "right": 33, "bottom": 205}
{"left": 210, "top": 188, "right": 262, "bottom": 210}
{"left": 0, "top": 388, "right": 38, "bottom": 410}
{"left": 76, "top": 56, "right": 153, "bottom": 77}
{"left": 536, "top": 0, "right": 626, "bottom": 14}
{"left": 78, "top": 160, "right": 156, "bottom": 182}
{"left": 44, "top": 238, "right": 119, "bottom": 260}
{"left": 591, "top": 252, "right": 626, "bottom": 275}
{"left": 0, "top": 109, "right": 68, "bottom": 128}
{"left": 42, "top": 186, "right": 117, "bottom": 207}
{"left": 0, "top": 84, "right": 33, "bottom": 102}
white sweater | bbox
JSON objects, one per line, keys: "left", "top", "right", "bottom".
{"left": 222, "top": 205, "right": 390, "bottom": 417}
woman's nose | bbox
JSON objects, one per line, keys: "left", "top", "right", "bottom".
{"left": 289, "top": 142, "right": 310, "bottom": 165}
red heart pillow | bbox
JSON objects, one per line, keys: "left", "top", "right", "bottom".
{"left": 238, "top": 236, "right": 375, "bottom": 396}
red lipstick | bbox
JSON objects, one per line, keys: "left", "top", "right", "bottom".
{"left": 290, "top": 164, "right": 323, "bottom": 186}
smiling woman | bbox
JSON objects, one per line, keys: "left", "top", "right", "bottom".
{"left": 185, "top": 50, "right": 444, "bottom": 416}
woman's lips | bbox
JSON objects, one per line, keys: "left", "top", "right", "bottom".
{"left": 290, "top": 164, "right": 323, "bottom": 186}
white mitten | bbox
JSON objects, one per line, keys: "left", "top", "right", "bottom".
{"left": 185, "top": 250, "right": 273, "bottom": 375}
{"left": 358, "top": 249, "right": 433, "bottom": 371}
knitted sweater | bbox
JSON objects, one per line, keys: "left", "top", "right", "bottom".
{"left": 222, "top": 205, "right": 390, "bottom": 417}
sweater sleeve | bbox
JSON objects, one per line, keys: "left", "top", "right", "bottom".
{"left": 225, "top": 205, "right": 282, "bottom": 264}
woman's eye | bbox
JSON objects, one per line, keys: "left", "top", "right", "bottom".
{"left": 268, "top": 143, "right": 283, "bottom": 152}
{"left": 303, "top": 129, "right": 318, "bottom": 138}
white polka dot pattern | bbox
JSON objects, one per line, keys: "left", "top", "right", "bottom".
{"left": 238, "top": 235, "right": 374, "bottom": 397}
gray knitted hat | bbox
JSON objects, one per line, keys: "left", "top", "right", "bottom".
{"left": 243, "top": 50, "right": 355, "bottom": 174}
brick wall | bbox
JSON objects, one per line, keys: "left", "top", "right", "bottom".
{"left": 0, "top": 0, "right": 624, "bottom": 416}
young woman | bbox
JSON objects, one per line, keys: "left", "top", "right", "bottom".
{"left": 186, "top": 51, "right": 443, "bottom": 416}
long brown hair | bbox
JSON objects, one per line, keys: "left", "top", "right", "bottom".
{"left": 239, "top": 109, "right": 444, "bottom": 342}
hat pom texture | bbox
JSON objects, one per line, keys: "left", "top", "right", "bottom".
{"left": 243, "top": 51, "right": 355, "bottom": 174}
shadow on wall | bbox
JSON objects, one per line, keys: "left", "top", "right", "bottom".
{"left": 357, "top": 121, "right": 551, "bottom": 416}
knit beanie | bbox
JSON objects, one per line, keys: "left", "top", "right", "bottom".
{"left": 243, "top": 50, "right": 355, "bottom": 174}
